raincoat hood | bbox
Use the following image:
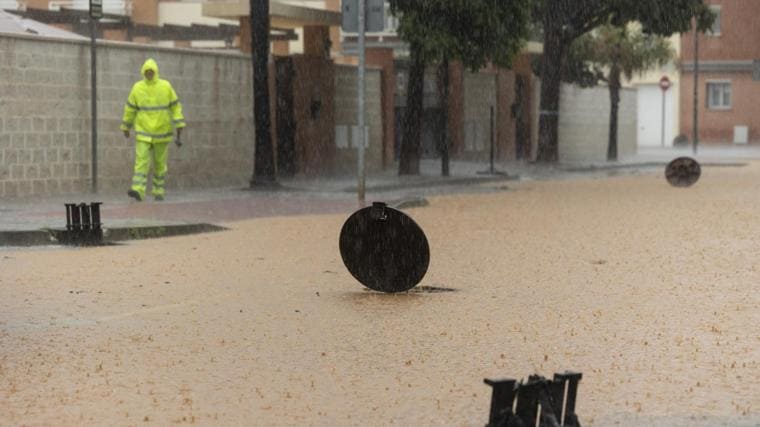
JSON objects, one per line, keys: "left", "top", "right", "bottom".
{"left": 141, "top": 58, "right": 160, "bottom": 82}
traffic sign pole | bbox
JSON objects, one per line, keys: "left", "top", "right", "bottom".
{"left": 357, "top": 0, "right": 366, "bottom": 207}
{"left": 659, "top": 76, "right": 671, "bottom": 148}
{"left": 342, "top": 0, "right": 384, "bottom": 206}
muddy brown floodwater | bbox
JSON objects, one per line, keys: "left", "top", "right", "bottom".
{"left": 1, "top": 164, "right": 759, "bottom": 426}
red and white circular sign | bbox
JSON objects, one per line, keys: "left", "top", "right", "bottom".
{"left": 659, "top": 75, "right": 671, "bottom": 91}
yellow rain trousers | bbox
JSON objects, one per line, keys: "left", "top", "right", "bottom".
{"left": 120, "top": 58, "right": 186, "bottom": 198}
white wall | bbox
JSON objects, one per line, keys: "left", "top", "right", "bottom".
{"left": 158, "top": 2, "right": 238, "bottom": 49}
{"left": 463, "top": 72, "right": 496, "bottom": 153}
{"left": 158, "top": 1, "right": 237, "bottom": 26}
{"left": 0, "top": 0, "right": 19, "bottom": 10}
{"left": 637, "top": 84, "right": 677, "bottom": 147}
{"left": 558, "top": 85, "right": 637, "bottom": 163}
{"left": 64, "top": 0, "right": 127, "bottom": 14}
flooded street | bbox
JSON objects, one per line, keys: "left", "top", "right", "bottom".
{"left": 1, "top": 164, "right": 759, "bottom": 426}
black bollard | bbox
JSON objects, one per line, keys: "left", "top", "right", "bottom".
{"left": 70, "top": 203, "right": 82, "bottom": 231}
{"left": 58, "top": 202, "right": 104, "bottom": 246}
{"left": 65, "top": 203, "right": 76, "bottom": 231}
{"left": 552, "top": 372, "right": 583, "bottom": 427}
{"left": 79, "top": 203, "right": 91, "bottom": 231}
{"left": 515, "top": 376, "right": 560, "bottom": 427}
{"left": 485, "top": 372, "right": 582, "bottom": 427}
{"left": 90, "top": 202, "right": 102, "bottom": 231}
{"left": 483, "top": 378, "right": 520, "bottom": 427}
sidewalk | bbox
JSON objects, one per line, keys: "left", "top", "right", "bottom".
{"left": 1, "top": 146, "right": 755, "bottom": 236}
{"left": 0, "top": 159, "right": 517, "bottom": 235}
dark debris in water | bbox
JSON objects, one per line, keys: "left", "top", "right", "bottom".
{"left": 408, "top": 285, "right": 456, "bottom": 294}
{"left": 362, "top": 285, "right": 456, "bottom": 294}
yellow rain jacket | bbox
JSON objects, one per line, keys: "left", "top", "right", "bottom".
{"left": 120, "top": 58, "right": 185, "bottom": 144}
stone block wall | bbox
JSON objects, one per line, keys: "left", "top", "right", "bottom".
{"left": 333, "top": 64, "right": 383, "bottom": 176}
{"left": 0, "top": 33, "right": 254, "bottom": 198}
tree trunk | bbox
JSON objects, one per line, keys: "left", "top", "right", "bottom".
{"left": 438, "top": 55, "right": 450, "bottom": 177}
{"left": 399, "top": 42, "right": 424, "bottom": 175}
{"left": 607, "top": 64, "right": 621, "bottom": 161}
{"left": 250, "top": 0, "right": 276, "bottom": 185}
{"left": 535, "top": 27, "right": 566, "bottom": 163}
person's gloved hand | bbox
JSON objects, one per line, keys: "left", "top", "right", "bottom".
{"left": 123, "top": 130, "right": 130, "bottom": 138}
{"left": 174, "top": 137, "right": 182, "bottom": 147}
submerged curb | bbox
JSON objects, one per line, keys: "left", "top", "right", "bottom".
{"left": 103, "top": 223, "right": 227, "bottom": 242}
{"left": 0, "top": 223, "right": 227, "bottom": 247}
{"left": 390, "top": 197, "right": 429, "bottom": 210}
{"left": 561, "top": 161, "right": 747, "bottom": 173}
{"left": 342, "top": 174, "right": 518, "bottom": 193}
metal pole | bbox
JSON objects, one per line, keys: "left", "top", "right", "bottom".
{"left": 357, "top": 0, "right": 366, "bottom": 206}
{"left": 489, "top": 105, "right": 495, "bottom": 174}
{"left": 90, "top": 17, "right": 98, "bottom": 193}
{"left": 693, "top": 20, "right": 699, "bottom": 155}
{"left": 661, "top": 90, "right": 666, "bottom": 147}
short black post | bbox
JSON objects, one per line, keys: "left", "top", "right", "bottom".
{"left": 489, "top": 105, "right": 495, "bottom": 174}
{"left": 483, "top": 378, "right": 517, "bottom": 426}
{"left": 65, "top": 203, "right": 75, "bottom": 231}
{"left": 514, "top": 377, "right": 541, "bottom": 426}
{"left": 70, "top": 203, "right": 82, "bottom": 231}
{"left": 553, "top": 372, "right": 582, "bottom": 427}
{"left": 515, "top": 375, "right": 561, "bottom": 427}
{"left": 90, "top": 202, "right": 102, "bottom": 230}
{"left": 79, "top": 203, "right": 91, "bottom": 231}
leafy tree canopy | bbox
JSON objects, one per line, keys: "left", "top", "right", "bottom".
{"left": 536, "top": 23, "right": 675, "bottom": 87}
{"left": 532, "top": 0, "right": 714, "bottom": 41}
{"left": 389, "top": 0, "right": 532, "bottom": 70}
{"left": 574, "top": 24, "right": 674, "bottom": 82}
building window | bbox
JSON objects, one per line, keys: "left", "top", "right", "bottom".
{"left": 384, "top": 3, "right": 399, "bottom": 33}
{"left": 707, "top": 81, "right": 731, "bottom": 110}
{"left": 709, "top": 6, "right": 721, "bottom": 35}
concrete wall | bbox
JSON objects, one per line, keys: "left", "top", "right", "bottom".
{"left": 463, "top": 71, "right": 497, "bottom": 157}
{"left": 0, "top": 33, "right": 254, "bottom": 198}
{"left": 365, "top": 48, "right": 395, "bottom": 168}
{"left": 333, "top": 64, "right": 383, "bottom": 176}
{"left": 558, "top": 85, "right": 637, "bottom": 163}
{"left": 289, "top": 55, "right": 335, "bottom": 175}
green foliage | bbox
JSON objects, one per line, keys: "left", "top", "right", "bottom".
{"left": 569, "top": 24, "right": 675, "bottom": 85}
{"left": 608, "top": 0, "right": 715, "bottom": 34}
{"left": 531, "top": 0, "right": 715, "bottom": 40}
{"left": 388, "top": 0, "right": 531, "bottom": 70}
{"left": 532, "top": 0, "right": 714, "bottom": 162}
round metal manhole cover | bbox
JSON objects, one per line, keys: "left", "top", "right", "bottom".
{"left": 339, "top": 202, "right": 430, "bottom": 293}
{"left": 665, "top": 157, "right": 701, "bottom": 187}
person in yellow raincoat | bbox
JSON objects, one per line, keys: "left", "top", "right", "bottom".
{"left": 120, "top": 58, "right": 186, "bottom": 201}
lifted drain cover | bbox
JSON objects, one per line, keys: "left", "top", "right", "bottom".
{"left": 339, "top": 202, "right": 430, "bottom": 293}
{"left": 666, "top": 157, "right": 701, "bottom": 187}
